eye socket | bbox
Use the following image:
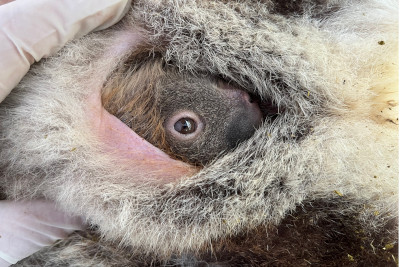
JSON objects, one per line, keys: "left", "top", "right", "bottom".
{"left": 174, "top": 118, "right": 197, "bottom": 134}
{"left": 165, "top": 111, "right": 204, "bottom": 140}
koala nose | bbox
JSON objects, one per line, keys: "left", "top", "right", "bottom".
{"left": 225, "top": 106, "right": 263, "bottom": 150}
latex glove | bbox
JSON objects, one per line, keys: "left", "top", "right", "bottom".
{"left": 0, "top": 200, "right": 84, "bottom": 266}
{"left": 0, "top": 0, "right": 131, "bottom": 103}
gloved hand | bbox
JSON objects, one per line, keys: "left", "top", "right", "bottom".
{"left": 0, "top": 0, "right": 131, "bottom": 266}
{"left": 0, "top": 201, "right": 84, "bottom": 266}
{"left": 0, "top": 0, "right": 131, "bottom": 102}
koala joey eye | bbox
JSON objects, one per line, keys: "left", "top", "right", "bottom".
{"left": 174, "top": 118, "right": 197, "bottom": 134}
{"left": 165, "top": 111, "right": 204, "bottom": 140}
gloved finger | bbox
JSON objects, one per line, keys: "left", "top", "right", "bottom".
{"left": 0, "top": 200, "right": 85, "bottom": 265}
{"left": 0, "top": 0, "right": 131, "bottom": 103}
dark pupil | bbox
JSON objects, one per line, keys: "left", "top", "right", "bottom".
{"left": 174, "top": 118, "right": 196, "bottom": 134}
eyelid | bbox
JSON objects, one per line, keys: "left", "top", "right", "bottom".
{"left": 164, "top": 111, "right": 204, "bottom": 140}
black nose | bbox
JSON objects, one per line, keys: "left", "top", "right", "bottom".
{"left": 225, "top": 111, "right": 262, "bottom": 149}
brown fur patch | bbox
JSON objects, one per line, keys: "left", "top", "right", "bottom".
{"left": 101, "top": 48, "right": 173, "bottom": 157}
{"left": 195, "top": 198, "right": 398, "bottom": 266}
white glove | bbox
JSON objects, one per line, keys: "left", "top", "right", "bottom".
{"left": 0, "top": 0, "right": 131, "bottom": 103}
{"left": 0, "top": 200, "right": 84, "bottom": 266}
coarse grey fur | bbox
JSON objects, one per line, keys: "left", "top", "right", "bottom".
{"left": 0, "top": 0, "right": 398, "bottom": 266}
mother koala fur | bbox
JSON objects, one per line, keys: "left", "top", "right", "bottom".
{"left": 0, "top": 0, "right": 398, "bottom": 266}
